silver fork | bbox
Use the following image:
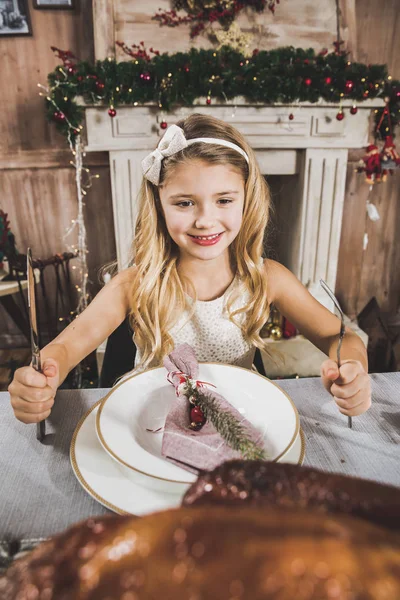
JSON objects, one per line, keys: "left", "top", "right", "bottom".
{"left": 320, "top": 279, "right": 352, "bottom": 430}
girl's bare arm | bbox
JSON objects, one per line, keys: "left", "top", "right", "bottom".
{"left": 41, "top": 267, "right": 135, "bottom": 385}
{"left": 264, "top": 259, "right": 367, "bottom": 369}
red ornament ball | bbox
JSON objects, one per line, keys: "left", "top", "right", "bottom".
{"left": 304, "top": 78, "right": 312, "bottom": 86}
{"left": 324, "top": 76, "right": 332, "bottom": 85}
{"left": 289, "top": 113, "right": 294, "bottom": 121}
{"left": 53, "top": 111, "right": 65, "bottom": 122}
{"left": 206, "top": 97, "right": 212, "bottom": 105}
{"left": 96, "top": 81, "right": 105, "bottom": 92}
{"left": 140, "top": 72, "right": 151, "bottom": 82}
{"left": 336, "top": 111, "right": 345, "bottom": 121}
{"left": 397, "top": 91, "right": 400, "bottom": 98}
{"left": 345, "top": 80, "right": 354, "bottom": 92}
{"left": 190, "top": 405, "right": 205, "bottom": 424}
{"left": 160, "top": 120, "right": 168, "bottom": 130}
{"left": 350, "top": 105, "right": 358, "bottom": 115}
{"left": 108, "top": 107, "right": 117, "bottom": 118}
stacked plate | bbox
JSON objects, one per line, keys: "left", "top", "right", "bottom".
{"left": 70, "top": 363, "right": 305, "bottom": 515}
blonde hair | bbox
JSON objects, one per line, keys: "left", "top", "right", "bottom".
{"left": 129, "top": 113, "right": 272, "bottom": 370}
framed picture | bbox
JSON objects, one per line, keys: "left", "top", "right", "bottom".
{"left": 0, "top": 0, "right": 32, "bottom": 36}
{"left": 33, "top": 0, "right": 75, "bottom": 8}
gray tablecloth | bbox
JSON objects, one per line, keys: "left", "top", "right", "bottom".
{"left": 0, "top": 373, "right": 399, "bottom": 547}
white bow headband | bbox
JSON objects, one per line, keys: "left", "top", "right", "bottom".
{"left": 141, "top": 124, "right": 249, "bottom": 185}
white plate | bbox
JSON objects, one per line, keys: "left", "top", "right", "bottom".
{"left": 70, "top": 401, "right": 184, "bottom": 515}
{"left": 96, "top": 364, "right": 299, "bottom": 488}
{"left": 70, "top": 401, "right": 305, "bottom": 515}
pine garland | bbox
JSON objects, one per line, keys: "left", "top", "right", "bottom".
{"left": 45, "top": 45, "right": 400, "bottom": 142}
{"left": 185, "top": 381, "right": 267, "bottom": 460}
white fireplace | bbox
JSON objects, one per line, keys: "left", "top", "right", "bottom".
{"left": 84, "top": 99, "right": 381, "bottom": 376}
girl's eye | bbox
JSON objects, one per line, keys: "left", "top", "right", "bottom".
{"left": 218, "top": 198, "right": 233, "bottom": 205}
{"left": 175, "top": 201, "right": 194, "bottom": 207}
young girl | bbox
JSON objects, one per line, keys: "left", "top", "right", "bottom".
{"left": 9, "top": 114, "right": 371, "bottom": 424}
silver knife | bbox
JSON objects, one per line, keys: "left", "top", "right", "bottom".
{"left": 320, "top": 279, "right": 352, "bottom": 429}
{"left": 27, "top": 248, "right": 46, "bottom": 442}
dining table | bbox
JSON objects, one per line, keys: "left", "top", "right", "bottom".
{"left": 0, "top": 372, "right": 399, "bottom": 573}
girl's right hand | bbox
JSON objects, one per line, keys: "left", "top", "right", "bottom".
{"left": 8, "top": 359, "right": 60, "bottom": 424}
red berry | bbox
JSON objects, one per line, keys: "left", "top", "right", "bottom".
{"left": 190, "top": 405, "right": 205, "bottom": 424}
{"left": 108, "top": 107, "right": 117, "bottom": 117}
{"left": 160, "top": 120, "right": 168, "bottom": 129}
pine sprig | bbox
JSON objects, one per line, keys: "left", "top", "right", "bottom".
{"left": 187, "top": 384, "right": 266, "bottom": 460}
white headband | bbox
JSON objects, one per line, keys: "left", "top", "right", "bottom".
{"left": 141, "top": 124, "right": 249, "bottom": 185}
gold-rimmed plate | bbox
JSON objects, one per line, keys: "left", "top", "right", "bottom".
{"left": 70, "top": 400, "right": 184, "bottom": 515}
{"left": 70, "top": 401, "right": 305, "bottom": 515}
{"left": 96, "top": 363, "right": 300, "bottom": 491}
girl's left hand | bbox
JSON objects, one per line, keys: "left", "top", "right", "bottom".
{"left": 320, "top": 359, "right": 371, "bottom": 417}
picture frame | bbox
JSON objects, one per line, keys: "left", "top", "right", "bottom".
{"left": 33, "top": 0, "right": 75, "bottom": 8}
{"left": 0, "top": 0, "right": 32, "bottom": 36}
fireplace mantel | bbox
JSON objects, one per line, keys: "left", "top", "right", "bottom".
{"left": 84, "top": 99, "right": 382, "bottom": 312}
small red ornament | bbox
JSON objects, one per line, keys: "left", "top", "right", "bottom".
{"left": 324, "top": 76, "right": 332, "bottom": 85}
{"left": 350, "top": 105, "right": 358, "bottom": 115}
{"left": 77, "top": 76, "right": 83, "bottom": 82}
{"left": 190, "top": 405, "right": 205, "bottom": 424}
{"left": 336, "top": 110, "right": 344, "bottom": 121}
{"left": 108, "top": 107, "right": 117, "bottom": 117}
{"left": 96, "top": 81, "right": 105, "bottom": 92}
{"left": 288, "top": 113, "right": 294, "bottom": 120}
{"left": 304, "top": 78, "right": 312, "bottom": 86}
{"left": 345, "top": 80, "right": 354, "bottom": 92}
{"left": 160, "top": 120, "right": 168, "bottom": 130}
{"left": 206, "top": 96, "right": 212, "bottom": 105}
{"left": 363, "top": 90, "right": 369, "bottom": 98}
{"left": 53, "top": 111, "right": 65, "bottom": 122}
{"left": 140, "top": 72, "right": 151, "bottom": 81}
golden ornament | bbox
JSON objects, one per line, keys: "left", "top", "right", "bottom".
{"left": 269, "top": 325, "right": 283, "bottom": 341}
{"left": 215, "top": 23, "right": 254, "bottom": 57}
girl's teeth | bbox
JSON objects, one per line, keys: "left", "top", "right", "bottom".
{"left": 193, "top": 234, "right": 220, "bottom": 240}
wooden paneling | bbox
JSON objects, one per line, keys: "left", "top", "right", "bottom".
{"left": 112, "top": 0, "right": 339, "bottom": 58}
{"left": 335, "top": 0, "right": 400, "bottom": 318}
{"left": 0, "top": 0, "right": 116, "bottom": 347}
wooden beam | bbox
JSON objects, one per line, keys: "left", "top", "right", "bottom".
{"left": 338, "top": 0, "right": 358, "bottom": 60}
{"left": 92, "top": 0, "right": 115, "bottom": 60}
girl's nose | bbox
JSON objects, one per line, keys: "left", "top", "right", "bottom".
{"left": 194, "top": 209, "right": 217, "bottom": 230}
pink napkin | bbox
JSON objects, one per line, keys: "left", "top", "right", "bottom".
{"left": 161, "top": 344, "right": 265, "bottom": 474}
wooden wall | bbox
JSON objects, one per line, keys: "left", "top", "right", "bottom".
{"left": 336, "top": 0, "right": 400, "bottom": 318}
{"left": 0, "top": 0, "right": 116, "bottom": 346}
{"left": 0, "top": 0, "right": 399, "bottom": 347}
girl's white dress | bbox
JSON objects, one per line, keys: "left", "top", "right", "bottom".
{"left": 134, "top": 278, "right": 255, "bottom": 370}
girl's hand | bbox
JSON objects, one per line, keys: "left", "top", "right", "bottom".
{"left": 320, "top": 359, "right": 371, "bottom": 417}
{"left": 8, "top": 359, "right": 60, "bottom": 424}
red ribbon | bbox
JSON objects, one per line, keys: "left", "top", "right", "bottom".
{"left": 166, "top": 370, "right": 216, "bottom": 396}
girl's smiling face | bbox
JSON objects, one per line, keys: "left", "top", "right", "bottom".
{"left": 159, "top": 160, "right": 245, "bottom": 262}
